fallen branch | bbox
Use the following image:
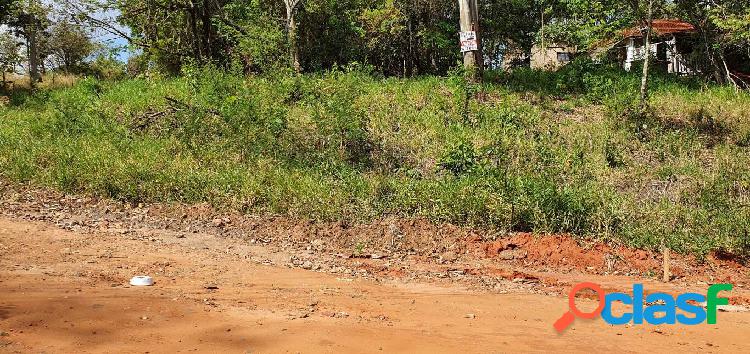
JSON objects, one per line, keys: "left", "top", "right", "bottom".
{"left": 165, "top": 96, "right": 222, "bottom": 117}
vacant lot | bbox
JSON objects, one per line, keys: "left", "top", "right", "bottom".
{"left": 2, "top": 67, "right": 750, "bottom": 258}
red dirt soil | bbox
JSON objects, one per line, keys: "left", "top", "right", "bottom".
{"left": 2, "top": 216, "right": 750, "bottom": 354}
{"left": 1, "top": 183, "right": 750, "bottom": 352}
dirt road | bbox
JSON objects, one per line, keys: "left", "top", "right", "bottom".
{"left": 1, "top": 213, "right": 750, "bottom": 354}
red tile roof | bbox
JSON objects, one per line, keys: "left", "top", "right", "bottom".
{"left": 622, "top": 19, "right": 696, "bottom": 38}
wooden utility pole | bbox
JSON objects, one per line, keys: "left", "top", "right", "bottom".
{"left": 459, "top": 0, "right": 482, "bottom": 76}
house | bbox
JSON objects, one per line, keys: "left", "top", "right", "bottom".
{"left": 497, "top": 19, "right": 700, "bottom": 74}
{"left": 530, "top": 43, "right": 577, "bottom": 70}
{"left": 616, "top": 19, "right": 697, "bottom": 75}
{"left": 494, "top": 42, "right": 576, "bottom": 71}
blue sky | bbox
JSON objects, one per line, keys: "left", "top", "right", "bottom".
{"left": 43, "top": 0, "right": 133, "bottom": 62}
{"left": 93, "top": 8, "right": 133, "bottom": 62}
{"left": 78, "top": 6, "right": 133, "bottom": 62}
{"left": 95, "top": 30, "right": 133, "bottom": 62}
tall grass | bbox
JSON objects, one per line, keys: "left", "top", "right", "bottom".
{"left": 1, "top": 63, "right": 749, "bottom": 258}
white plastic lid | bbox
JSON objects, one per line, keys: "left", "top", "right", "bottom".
{"left": 129, "top": 276, "right": 154, "bottom": 286}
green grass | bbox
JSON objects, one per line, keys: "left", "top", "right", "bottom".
{"left": 1, "top": 63, "right": 750, "bottom": 259}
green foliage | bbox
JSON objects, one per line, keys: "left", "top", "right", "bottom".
{"left": 86, "top": 49, "right": 126, "bottom": 79}
{"left": 439, "top": 141, "right": 478, "bottom": 175}
{"left": 0, "top": 31, "right": 21, "bottom": 80}
{"left": 217, "top": 1, "right": 287, "bottom": 72}
{"left": 0, "top": 0, "right": 19, "bottom": 24}
{"left": 2, "top": 68, "right": 750, "bottom": 259}
{"left": 495, "top": 58, "right": 633, "bottom": 101}
{"left": 47, "top": 20, "right": 94, "bottom": 73}
{"left": 538, "top": 0, "right": 633, "bottom": 49}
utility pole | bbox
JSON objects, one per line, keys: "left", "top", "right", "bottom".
{"left": 459, "top": 0, "right": 482, "bottom": 78}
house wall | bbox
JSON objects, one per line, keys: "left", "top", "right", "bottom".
{"left": 500, "top": 47, "right": 529, "bottom": 71}
{"left": 530, "top": 44, "right": 576, "bottom": 70}
{"left": 624, "top": 38, "right": 655, "bottom": 71}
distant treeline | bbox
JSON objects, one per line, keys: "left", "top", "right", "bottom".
{"left": 1, "top": 1, "right": 749, "bottom": 82}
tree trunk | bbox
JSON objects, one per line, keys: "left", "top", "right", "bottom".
{"left": 28, "top": 23, "right": 40, "bottom": 88}
{"left": 288, "top": 14, "right": 301, "bottom": 73}
{"left": 187, "top": 1, "right": 203, "bottom": 64}
{"left": 201, "top": 0, "right": 213, "bottom": 61}
{"left": 639, "top": 0, "right": 653, "bottom": 114}
{"left": 700, "top": 28, "right": 725, "bottom": 84}
{"left": 284, "top": 0, "right": 302, "bottom": 73}
{"left": 719, "top": 50, "right": 739, "bottom": 90}
{"left": 407, "top": 13, "right": 414, "bottom": 77}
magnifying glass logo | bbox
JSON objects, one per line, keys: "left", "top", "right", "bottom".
{"left": 553, "top": 282, "right": 606, "bottom": 333}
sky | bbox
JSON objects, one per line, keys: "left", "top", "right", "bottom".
{"left": 43, "top": 0, "right": 134, "bottom": 62}
{"left": 94, "top": 27, "right": 133, "bottom": 62}
{"left": 88, "top": 8, "right": 133, "bottom": 62}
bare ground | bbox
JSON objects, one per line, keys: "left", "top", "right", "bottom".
{"left": 1, "top": 182, "right": 750, "bottom": 353}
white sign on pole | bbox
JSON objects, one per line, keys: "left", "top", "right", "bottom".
{"left": 460, "top": 31, "right": 478, "bottom": 53}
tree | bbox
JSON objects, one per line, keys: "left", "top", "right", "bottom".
{"left": 215, "top": 0, "right": 286, "bottom": 72}
{"left": 676, "top": 0, "right": 750, "bottom": 87}
{"left": 710, "top": 1, "right": 750, "bottom": 52}
{"left": 39, "top": 0, "right": 746, "bottom": 83}
{"left": 539, "top": 0, "right": 633, "bottom": 49}
{"left": 711, "top": 1, "right": 750, "bottom": 84}
{"left": 358, "top": 0, "right": 459, "bottom": 76}
{"left": 359, "top": 1, "right": 405, "bottom": 74}
{"left": 630, "top": 0, "right": 655, "bottom": 112}
{"left": 84, "top": 0, "right": 231, "bottom": 74}
{"left": 87, "top": 46, "right": 125, "bottom": 78}
{"left": 8, "top": 0, "right": 50, "bottom": 88}
{"left": 0, "top": 0, "right": 19, "bottom": 24}
{"left": 47, "top": 20, "right": 94, "bottom": 73}
{"left": 626, "top": 0, "right": 667, "bottom": 113}
{"left": 0, "top": 32, "right": 21, "bottom": 85}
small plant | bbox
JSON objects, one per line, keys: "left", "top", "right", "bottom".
{"left": 438, "top": 141, "right": 478, "bottom": 175}
{"left": 604, "top": 140, "right": 625, "bottom": 168}
{"left": 354, "top": 242, "right": 365, "bottom": 256}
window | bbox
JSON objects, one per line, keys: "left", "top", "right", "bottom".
{"left": 557, "top": 52, "right": 571, "bottom": 63}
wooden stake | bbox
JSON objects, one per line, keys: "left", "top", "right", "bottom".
{"left": 662, "top": 244, "right": 670, "bottom": 283}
